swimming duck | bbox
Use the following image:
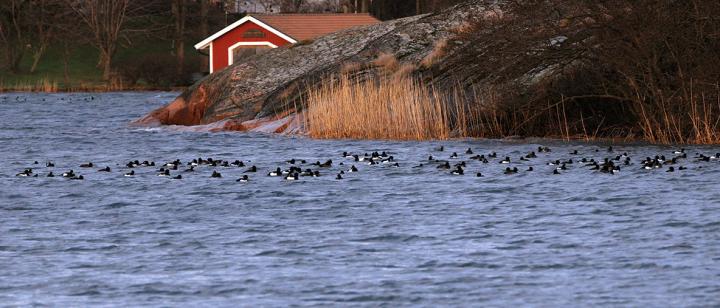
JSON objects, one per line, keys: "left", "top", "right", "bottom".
{"left": 476, "top": 172, "right": 483, "bottom": 177}
{"left": 465, "top": 148, "right": 473, "bottom": 154}
{"left": 336, "top": 174, "right": 343, "bottom": 180}
{"left": 62, "top": 170, "right": 75, "bottom": 178}
{"left": 98, "top": 166, "right": 111, "bottom": 172}
{"left": 268, "top": 167, "right": 282, "bottom": 177}
{"left": 237, "top": 175, "right": 250, "bottom": 182}
{"left": 16, "top": 169, "right": 32, "bottom": 177}
{"left": 47, "top": 172, "right": 54, "bottom": 177}
{"left": 157, "top": 169, "right": 170, "bottom": 177}
{"left": 46, "top": 162, "right": 55, "bottom": 167}
{"left": 504, "top": 167, "right": 519, "bottom": 174}
{"left": 500, "top": 157, "right": 511, "bottom": 164}
{"left": 437, "top": 161, "right": 451, "bottom": 169}
{"left": 285, "top": 173, "right": 299, "bottom": 181}
{"left": 184, "top": 166, "right": 195, "bottom": 172}
{"left": 553, "top": 169, "right": 561, "bottom": 175}
{"left": 381, "top": 156, "right": 395, "bottom": 163}
{"left": 80, "top": 162, "right": 94, "bottom": 168}
{"left": 666, "top": 167, "right": 675, "bottom": 172}
{"left": 70, "top": 175, "right": 84, "bottom": 180}
{"left": 349, "top": 165, "right": 358, "bottom": 173}
{"left": 301, "top": 169, "right": 317, "bottom": 177}
{"left": 451, "top": 166, "right": 464, "bottom": 175}
{"left": 163, "top": 160, "right": 181, "bottom": 168}
{"left": 172, "top": 175, "right": 182, "bottom": 179}
{"left": 124, "top": 170, "right": 135, "bottom": 177}
{"left": 527, "top": 166, "right": 534, "bottom": 171}
{"left": 244, "top": 166, "right": 257, "bottom": 173}
{"left": 435, "top": 146, "right": 444, "bottom": 152}
{"left": 211, "top": 171, "right": 222, "bottom": 178}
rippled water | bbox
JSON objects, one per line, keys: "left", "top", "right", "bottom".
{"left": 1, "top": 92, "right": 720, "bottom": 306}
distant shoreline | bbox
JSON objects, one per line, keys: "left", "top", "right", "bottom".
{"left": 0, "top": 86, "right": 186, "bottom": 93}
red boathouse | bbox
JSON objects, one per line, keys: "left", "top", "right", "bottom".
{"left": 194, "top": 14, "right": 381, "bottom": 73}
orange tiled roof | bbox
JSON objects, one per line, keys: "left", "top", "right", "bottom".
{"left": 252, "top": 13, "right": 381, "bottom": 41}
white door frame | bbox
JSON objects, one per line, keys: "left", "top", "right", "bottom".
{"left": 227, "top": 41, "right": 278, "bottom": 65}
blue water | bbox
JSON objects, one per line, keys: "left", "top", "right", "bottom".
{"left": 1, "top": 92, "right": 719, "bottom": 306}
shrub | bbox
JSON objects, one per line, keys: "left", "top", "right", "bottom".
{"left": 117, "top": 53, "right": 200, "bottom": 88}
{"left": 445, "top": 0, "right": 720, "bottom": 144}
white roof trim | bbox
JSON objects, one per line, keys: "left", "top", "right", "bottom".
{"left": 194, "top": 15, "right": 297, "bottom": 50}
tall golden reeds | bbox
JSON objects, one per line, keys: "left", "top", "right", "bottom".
{"left": 0, "top": 77, "right": 58, "bottom": 93}
{"left": 304, "top": 74, "right": 452, "bottom": 140}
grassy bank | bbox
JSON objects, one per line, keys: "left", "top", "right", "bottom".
{"left": 0, "top": 38, "right": 203, "bottom": 93}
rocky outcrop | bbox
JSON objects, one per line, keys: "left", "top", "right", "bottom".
{"left": 135, "top": 0, "right": 506, "bottom": 131}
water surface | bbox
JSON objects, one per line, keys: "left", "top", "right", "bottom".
{"left": 1, "top": 92, "right": 719, "bottom": 306}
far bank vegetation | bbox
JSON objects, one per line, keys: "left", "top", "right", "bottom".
{"left": 0, "top": 0, "right": 461, "bottom": 92}
{"left": 304, "top": 0, "right": 720, "bottom": 144}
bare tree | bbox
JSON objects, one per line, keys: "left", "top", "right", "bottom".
{"left": 0, "top": 0, "right": 72, "bottom": 73}
{"left": 0, "top": 0, "right": 30, "bottom": 73}
{"left": 280, "top": 0, "right": 305, "bottom": 12}
{"left": 66, "top": 0, "right": 131, "bottom": 80}
{"left": 303, "top": 0, "right": 342, "bottom": 13}
{"left": 199, "top": 0, "right": 209, "bottom": 72}
{"left": 255, "top": 0, "right": 282, "bottom": 12}
{"left": 29, "top": 0, "right": 71, "bottom": 73}
{"left": 172, "top": 0, "right": 186, "bottom": 76}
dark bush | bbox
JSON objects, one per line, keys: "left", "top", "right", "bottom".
{"left": 117, "top": 53, "right": 201, "bottom": 88}
{"left": 442, "top": 0, "right": 720, "bottom": 144}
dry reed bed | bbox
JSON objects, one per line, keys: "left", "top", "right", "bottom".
{"left": 0, "top": 76, "right": 181, "bottom": 93}
{"left": 302, "top": 73, "right": 720, "bottom": 144}
{"left": 302, "top": 73, "right": 582, "bottom": 141}
{"left": 304, "top": 74, "right": 453, "bottom": 140}
{"left": 0, "top": 77, "right": 59, "bottom": 92}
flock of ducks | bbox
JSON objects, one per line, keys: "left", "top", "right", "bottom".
{"left": 11, "top": 145, "right": 720, "bottom": 182}
{"left": 1, "top": 95, "right": 95, "bottom": 103}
